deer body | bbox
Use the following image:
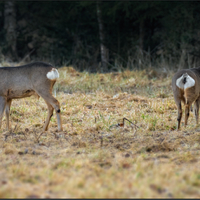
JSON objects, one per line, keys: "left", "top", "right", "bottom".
{"left": 172, "top": 67, "right": 200, "bottom": 129}
{"left": 0, "top": 62, "right": 62, "bottom": 131}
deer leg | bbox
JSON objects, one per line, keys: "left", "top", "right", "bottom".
{"left": 185, "top": 103, "right": 191, "bottom": 127}
{"left": 190, "top": 105, "right": 193, "bottom": 112}
{"left": 194, "top": 98, "right": 200, "bottom": 126}
{"left": 0, "top": 96, "right": 7, "bottom": 129}
{"left": 43, "top": 101, "right": 54, "bottom": 131}
{"left": 5, "top": 100, "right": 12, "bottom": 130}
{"left": 177, "top": 101, "right": 182, "bottom": 130}
{"left": 36, "top": 91, "right": 63, "bottom": 131}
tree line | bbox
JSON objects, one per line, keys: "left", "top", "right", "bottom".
{"left": 1, "top": 1, "right": 200, "bottom": 72}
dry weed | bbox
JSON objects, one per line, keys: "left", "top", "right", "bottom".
{"left": 0, "top": 66, "right": 200, "bottom": 198}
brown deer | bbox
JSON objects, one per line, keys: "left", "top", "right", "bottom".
{"left": 172, "top": 67, "right": 200, "bottom": 130}
{"left": 0, "top": 61, "right": 63, "bottom": 131}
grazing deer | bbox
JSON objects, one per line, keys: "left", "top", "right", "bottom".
{"left": 172, "top": 67, "right": 200, "bottom": 130}
{"left": 0, "top": 61, "right": 63, "bottom": 131}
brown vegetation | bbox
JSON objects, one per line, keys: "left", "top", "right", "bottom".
{"left": 0, "top": 65, "right": 200, "bottom": 198}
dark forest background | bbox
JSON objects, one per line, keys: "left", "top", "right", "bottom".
{"left": 1, "top": 1, "right": 200, "bottom": 72}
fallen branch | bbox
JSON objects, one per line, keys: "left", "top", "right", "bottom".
{"left": 109, "top": 118, "right": 139, "bottom": 135}
{"left": 122, "top": 118, "right": 139, "bottom": 129}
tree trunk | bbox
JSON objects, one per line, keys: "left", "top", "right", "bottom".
{"left": 4, "top": 0, "right": 18, "bottom": 61}
{"left": 139, "top": 19, "right": 144, "bottom": 51}
{"left": 97, "top": 1, "right": 108, "bottom": 72}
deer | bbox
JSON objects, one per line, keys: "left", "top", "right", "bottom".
{"left": 172, "top": 67, "right": 200, "bottom": 130}
{"left": 0, "top": 61, "right": 63, "bottom": 132}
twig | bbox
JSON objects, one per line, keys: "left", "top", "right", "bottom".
{"left": 33, "top": 129, "right": 44, "bottom": 143}
{"left": 100, "top": 135, "right": 103, "bottom": 147}
{"left": 109, "top": 117, "right": 139, "bottom": 135}
{"left": 122, "top": 118, "right": 139, "bottom": 129}
{"left": 23, "top": 132, "right": 27, "bottom": 140}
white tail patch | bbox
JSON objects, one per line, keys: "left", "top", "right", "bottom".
{"left": 46, "top": 68, "right": 59, "bottom": 80}
{"left": 176, "top": 73, "right": 195, "bottom": 90}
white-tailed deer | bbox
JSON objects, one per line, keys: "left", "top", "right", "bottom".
{"left": 0, "top": 61, "right": 63, "bottom": 131}
{"left": 172, "top": 67, "right": 200, "bottom": 130}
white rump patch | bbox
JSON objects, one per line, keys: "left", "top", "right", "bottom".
{"left": 46, "top": 68, "right": 59, "bottom": 80}
{"left": 176, "top": 73, "right": 195, "bottom": 90}
{"left": 176, "top": 75, "right": 184, "bottom": 89}
{"left": 184, "top": 75, "right": 195, "bottom": 89}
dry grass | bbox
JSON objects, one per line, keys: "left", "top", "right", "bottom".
{"left": 0, "top": 66, "right": 200, "bottom": 198}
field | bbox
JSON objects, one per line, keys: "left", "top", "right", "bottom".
{"left": 0, "top": 65, "right": 200, "bottom": 198}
